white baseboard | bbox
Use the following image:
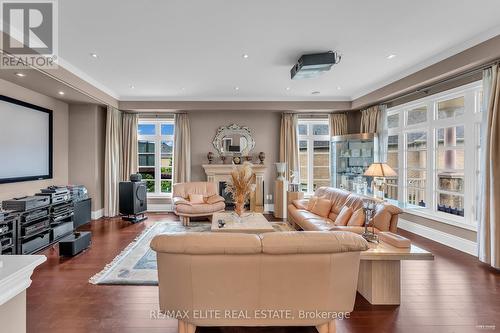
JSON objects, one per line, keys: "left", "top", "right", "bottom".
{"left": 398, "top": 218, "right": 477, "bottom": 256}
{"left": 148, "top": 204, "right": 173, "bottom": 212}
{"left": 91, "top": 209, "right": 103, "bottom": 220}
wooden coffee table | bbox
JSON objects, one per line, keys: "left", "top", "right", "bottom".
{"left": 211, "top": 212, "right": 275, "bottom": 233}
{"left": 358, "top": 241, "right": 434, "bottom": 305}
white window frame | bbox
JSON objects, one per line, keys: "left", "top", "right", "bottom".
{"left": 386, "top": 81, "right": 482, "bottom": 230}
{"left": 138, "top": 120, "right": 175, "bottom": 197}
{"left": 297, "top": 119, "right": 330, "bottom": 194}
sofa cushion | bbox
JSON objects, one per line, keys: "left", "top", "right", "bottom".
{"left": 261, "top": 231, "right": 368, "bottom": 254}
{"left": 300, "top": 218, "right": 334, "bottom": 231}
{"left": 334, "top": 206, "right": 353, "bottom": 226}
{"left": 307, "top": 196, "right": 318, "bottom": 211}
{"left": 151, "top": 232, "right": 262, "bottom": 254}
{"left": 310, "top": 197, "right": 332, "bottom": 218}
{"left": 189, "top": 194, "right": 205, "bottom": 204}
{"left": 292, "top": 199, "right": 309, "bottom": 210}
{"left": 175, "top": 201, "right": 225, "bottom": 215}
{"left": 347, "top": 208, "right": 365, "bottom": 226}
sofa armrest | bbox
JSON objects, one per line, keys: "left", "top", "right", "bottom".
{"left": 206, "top": 194, "right": 225, "bottom": 204}
{"left": 173, "top": 197, "right": 191, "bottom": 206}
{"left": 292, "top": 199, "right": 309, "bottom": 210}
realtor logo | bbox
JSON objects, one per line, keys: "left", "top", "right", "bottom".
{"left": 1, "top": 0, "right": 58, "bottom": 68}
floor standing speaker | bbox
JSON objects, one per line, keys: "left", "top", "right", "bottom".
{"left": 119, "top": 181, "right": 148, "bottom": 222}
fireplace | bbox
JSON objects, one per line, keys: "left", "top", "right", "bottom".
{"left": 202, "top": 163, "right": 267, "bottom": 213}
{"left": 218, "top": 181, "right": 250, "bottom": 210}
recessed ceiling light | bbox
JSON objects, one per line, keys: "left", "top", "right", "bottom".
{"left": 242, "top": 54, "right": 249, "bottom": 59}
{"left": 58, "top": 91, "right": 65, "bottom": 95}
{"left": 234, "top": 86, "right": 240, "bottom": 91}
{"left": 129, "top": 84, "right": 135, "bottom": 89}
{"left": 387, "top": 54, "right": 397, "bottom": 60}
{"left": 285, "top": 87, "right": 291, "bottom": 91}
{"left": 336, "top": 86, "right": 342, "bottom": 90}
{"left": 14, "top": 72, "right": 25, "bottom": 77}
{"left": 90, "top": 53, "right": 98, "bottom": 58}
{"left": 311, "top": 91, "right": 321, "bottom": 95}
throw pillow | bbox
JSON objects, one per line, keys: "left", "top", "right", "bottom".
{"left": 311, "top": 198, "right": 333, "bottom": 218}
{"left": 334, "top": 206, "right": 353, "bottom": 226}
{"left": 347, "top": 208, "right": 365, "bottom": 226}
{"left": 307, "top": 196, "right": 318, "bottom": 211}
{"left": 188, "top": 194, "right": 205, "bottom": 204}
{"left": 206, "top": 195, "right": 224, "bottom": 204}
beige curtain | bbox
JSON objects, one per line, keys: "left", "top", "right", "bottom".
{"left": 104, "top": 106, "right": 122, "bottom": 217}
{"left": 360, "top": 105, "right": 380, "bottom": 133}
{"left": 279, "top": 113, "right": 299, "bottom": 182}
{"left": 121, "top": 113, "right": 138, "bottom": 181}
{"left": 174, "top": 113, "right": 191, "bottom": 184}
{"left": 479, "top": 64, "right": 500, "bottom": 269}
{"left": 329, "top": 113, "right": 348, "bottom": 136}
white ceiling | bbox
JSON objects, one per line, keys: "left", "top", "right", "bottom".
{"left": 58, "top": 0, "right": 500, "bottom": 101}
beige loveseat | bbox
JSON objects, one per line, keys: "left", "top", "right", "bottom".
{"left": 151, "top": 231, "right": 368, "bottom": 333}
{"left": 288, "top": 187, "right": 402, "bottom": 234}
{"left": 172, "top": 182, "right": 225, "bottom": 226}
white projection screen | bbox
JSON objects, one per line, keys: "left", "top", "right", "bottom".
{"left": 0, "top": 96, "right": 53, "bottom": 184}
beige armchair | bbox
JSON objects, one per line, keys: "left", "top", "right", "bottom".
{"left": 151, "top": 231, "right": 368, "bottom": 333}
{"left": 172, "top": 182, "right": 225, "bottom": 226}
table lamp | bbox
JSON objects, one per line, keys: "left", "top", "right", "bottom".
{"left": 364, "top": 163, "right": 397, "bottom": 200}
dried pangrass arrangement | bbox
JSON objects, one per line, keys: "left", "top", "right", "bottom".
{"left": 225, "top": 162, "right": 256, "bottom": 216}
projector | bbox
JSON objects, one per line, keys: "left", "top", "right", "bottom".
{"left": 290, "top": 51, "right": 341, "bottom": 80}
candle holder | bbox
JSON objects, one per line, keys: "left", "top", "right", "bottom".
{"left": 362, "top": 199, "right": 379, "bottom": 243}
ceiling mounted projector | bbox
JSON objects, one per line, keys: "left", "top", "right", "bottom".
{"left": 290, "top": 51, "right": 341, "bottom": 80}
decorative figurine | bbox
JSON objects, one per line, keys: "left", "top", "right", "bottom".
{"left": 258, "top": 152, "right": 265, "bottom": 164}
{"left": 207, "top": 151, "right": 214, "bottom": 164}
{"left": 245, "top": 155, "right": 253, "bottom": 162}
{"left": 220, "top": 155, "right": 227, "bottom": 164}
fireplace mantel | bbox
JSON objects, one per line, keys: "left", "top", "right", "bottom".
{"left": 202, "top": 164, "right": 267, "bottom": 212}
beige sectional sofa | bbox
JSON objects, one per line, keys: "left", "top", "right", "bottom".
{"left": 151, "top": 231, "right": 368, "bottom": 333}
{"left": 288, "top": 187, "right": 402, "bottom": 234}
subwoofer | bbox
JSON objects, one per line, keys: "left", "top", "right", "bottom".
{"left": 119, "top": 181, "right": 148, "bottom": 223}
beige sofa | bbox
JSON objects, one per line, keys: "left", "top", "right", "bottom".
{"left": 288, "top": 187, "right": 402, "bottom": 234}
{"left": 151, "top": 231, "right": 368, "bottom": 333}
{"left": 172, "top": 182, "right": 225, "bottom": 226}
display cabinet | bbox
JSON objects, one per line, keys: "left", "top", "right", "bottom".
{"left": 331, "top": 133, "right": 377, "bottom": 193}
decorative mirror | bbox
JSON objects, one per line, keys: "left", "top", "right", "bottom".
{"left": 212, "top": 124, "right": 255, "bottom": 156}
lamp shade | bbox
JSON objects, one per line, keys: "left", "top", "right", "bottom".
{"left": 364, "top": 163, "right": 397, "bottom": 177}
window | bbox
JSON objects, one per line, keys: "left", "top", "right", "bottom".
{"left": 297, "top": 120, "right": 330, "bottom": 193}
{"left": 138, "top": 120, "right": 175, "bottom": 195}
{"left": 386, "top": 81, "right": 482, "bottom": 228}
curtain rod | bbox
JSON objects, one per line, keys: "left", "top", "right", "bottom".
{"left": 381, "top": 59, "right": 500, "bottom": 106}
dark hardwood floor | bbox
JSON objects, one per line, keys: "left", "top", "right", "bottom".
{"left": 27, "top": 213, "right": 500, "bottom": 333}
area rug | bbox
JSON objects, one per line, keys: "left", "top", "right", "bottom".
{"left": 89, "top": 221, "right": 292, "bottom": 285}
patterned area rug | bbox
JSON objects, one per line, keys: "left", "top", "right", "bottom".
{"left": 89, "top": 221, "right": 292, "bottom": 285}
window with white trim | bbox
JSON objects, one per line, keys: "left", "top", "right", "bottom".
{"left": 137, "top": 120, "right": 175, "bottom": 195}
{"left": 298, "top": 119, "right": 330, "bottom": 193}
{"left": 386, "top": 81, "right": 482, "bottom": 228}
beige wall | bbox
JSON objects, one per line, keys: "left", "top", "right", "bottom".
{"left": 189, "top": 110, "right": 281, "bottom": 202}
{"left": 0, "top": 78, "right": 69, "bottom": 201}
{"left": 68, "top": 104, "right": 106, "bottom": 212}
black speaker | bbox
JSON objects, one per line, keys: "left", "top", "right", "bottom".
{"left": 119, "top": 181, "right": 147, "bottom": 215}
